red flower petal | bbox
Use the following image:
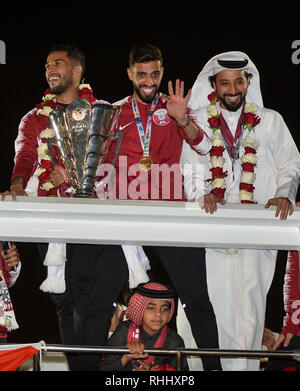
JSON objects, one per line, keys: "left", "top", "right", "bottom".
{"left": 208, "top": 117, "right": 219, "bottom": 129}
{"left": 210, "top": 146, "right": 225, "bottom": 156}
{"left": 211, "top": 188, "right": 225, "bottom": 199}
{"left": 241, "top": 162, "right": 255, "bottom": 173}
{"left": 208, "top": 91, "right": 218, "bottom": 103}
{"left": 210, "top": 167, "right": 227, "bottom": 179}
{"left": 244, "top": 146, "right": 257, "bottom": 155}
{"left": 40, "top": 160, "right": 53, "bottom": 170}
{"left": 240, "top": 183, "right": 255, "bottom": 192}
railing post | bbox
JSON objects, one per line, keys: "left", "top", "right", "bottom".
{"left": 176, "top": 351, "right": 182, "bottom": 371}
{"left": 32, "top": 351, "right": 41, "bottom": 371}
{"left": 293, "top": 350, "right": 300, "bottom": 362}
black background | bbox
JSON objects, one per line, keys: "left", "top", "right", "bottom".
{"left": 0, "top": 11, "right": 300, "bottom": 345}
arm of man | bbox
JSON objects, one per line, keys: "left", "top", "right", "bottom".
{"left": 180, "top": 140, "right": 223, "bottom": 212}
{"left": 11, "top": 111, "right": 40, "bottom": 188}
{"left": 10, "top": 176, "right": 27, "bottom": 196}
{"left": 2, "top": 110, "right": 40, "bottom": 200}
{"left": 265, "top": 112, "right": 300, "bottom": 220}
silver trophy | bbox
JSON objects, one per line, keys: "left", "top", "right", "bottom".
{"left": 48, "top": 98, "right": 122, "bottom": 198}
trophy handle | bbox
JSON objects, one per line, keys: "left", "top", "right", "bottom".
{"left": 101, "top": 131, "right": 123, "bottom": 196}
{"left": 46, "top": 138, "right": 58, "bottom": 168}
{"left": 110, "top": 131, "right": 123, "bottom": 167}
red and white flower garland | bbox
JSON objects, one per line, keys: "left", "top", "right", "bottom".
{"left": 35, "top": 83, "right": 96, "bottom": 195}
{"left": 207, "top": 91, "right": 260, "bottom": 204}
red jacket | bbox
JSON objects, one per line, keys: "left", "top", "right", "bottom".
{"left": 101, "top": 94, "right": 210, "bottom": 201}
{"left": 11, "top": 104, "right": 66, "bottom": 196}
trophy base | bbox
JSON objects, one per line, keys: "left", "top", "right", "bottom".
{"left": 73, "top": 189, "right": 95, "bottom": 199}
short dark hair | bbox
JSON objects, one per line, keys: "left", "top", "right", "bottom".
{"left": 209, "top": 71, "right": 253, "bottom": 88}
{"left": 48, "top": 44, "right": 86, "bottom": 76}
{"left": 128, "top": 43, "right": 163, "bottom": 68}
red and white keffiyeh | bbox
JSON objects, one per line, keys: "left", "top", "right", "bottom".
{"left": 125, "top": 282, "right": 175, "bottom": 326}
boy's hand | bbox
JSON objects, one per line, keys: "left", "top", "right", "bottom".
{"left": 121, "top": 341, "right": 148, "bottom": 367}
{"left": 133, "top": 359, "right": 151, "bottom": 371}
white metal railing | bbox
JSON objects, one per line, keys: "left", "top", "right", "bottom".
{"left": 0, "top": 198, "right": 299, "bottom": 371}
{"left": 0, "top": 196, "right": 299, "bottom": 250}
{"left": 29, "top": 344, "right": 300, "bottom": 371}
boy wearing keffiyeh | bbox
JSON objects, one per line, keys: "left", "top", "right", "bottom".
{"left": 99, "top": 282, "right": 189, "bottom": 371}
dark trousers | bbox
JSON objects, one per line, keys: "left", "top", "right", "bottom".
{"left": 39, "top": 243, "right": 129, "bottom": 371}
{"left": 149, "top": 246, "right": 222, "bottom": 371}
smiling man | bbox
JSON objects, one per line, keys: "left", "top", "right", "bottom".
{"left": 127, "top": 59, "right": 163, "bottom": 104}
{"left": 102, "top": 42, "right": 209, "bottom": 199}
{"left": 177, "top": 51, "right": 300, "bottom": 371}
{"left": 211, "top": 69, "right": 250, "bottom": 111}
{"left": 10, "top": 45, "right": 87, "bottom": 196}
{"left": 6, "top": 44, "right": 130, "bottom": 371}
{"left": 45, "top": 49, "right": 84, "bottom": 98}
{"left": 98, "top": 43, "right": 222, "bottom": 371}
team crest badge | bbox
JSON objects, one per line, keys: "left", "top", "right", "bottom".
{"left": 153, "top": 108, "right": 171, "bottom": 126}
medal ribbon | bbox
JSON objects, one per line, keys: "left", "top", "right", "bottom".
{"left": 219, "top": 109, "right": 244, "bottom": 164}
{"left": 132, "top": 94, "right": 158, "bottom": 157}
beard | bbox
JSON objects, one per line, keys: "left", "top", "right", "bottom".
{"left": 48, "top": 74, "right": 73, "bottom": 95}
{"left": 218, "top": 92, "right": 246, "bottom": 112}
{"left": 133, "top": 83, "right": 159, "bottom": 104}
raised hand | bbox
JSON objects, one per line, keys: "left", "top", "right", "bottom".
{"left": 166, "top": 79, "right": 191, "bottom": 125}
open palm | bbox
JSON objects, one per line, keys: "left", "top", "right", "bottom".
{"left": 166, "top": 79, "right": 191, "bottom": 123}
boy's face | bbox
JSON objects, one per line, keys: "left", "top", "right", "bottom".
{"left": 142, "top": 299, "right": 171, "bottom": 336}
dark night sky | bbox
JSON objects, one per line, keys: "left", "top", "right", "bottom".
{"left": 0, "top": 15, "right": 299, "bottom": 344}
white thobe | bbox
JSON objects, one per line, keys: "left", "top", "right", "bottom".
{"left": 177, "top": 104, "right": 300, "bottom": 371}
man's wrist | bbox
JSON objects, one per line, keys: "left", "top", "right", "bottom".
{"left": 11, "top": 177, "right": 25, "bottom": 189}
{"left": 176, "top": 115, "right": 190, "bottom": 129}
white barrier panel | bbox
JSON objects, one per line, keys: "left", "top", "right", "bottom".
{"left": 0, "top": 196, "right": 299, "bottom": 250}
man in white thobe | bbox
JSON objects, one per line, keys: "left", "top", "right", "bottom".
{"left": 177, "top": 51, "right": 300, "bottom": 371}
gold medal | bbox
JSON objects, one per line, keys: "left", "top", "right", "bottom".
{"left": 138, "top": 156, "right": 153, "bottom": 172}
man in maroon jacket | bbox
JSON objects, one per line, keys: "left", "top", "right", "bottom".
{"left": 3, "top": 44, "right": 129, "bottom": 371}
{"left": 96, "top": 43, "right": 222, "bottom": 371}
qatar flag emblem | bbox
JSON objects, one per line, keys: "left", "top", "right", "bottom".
{"left": 153, "top": 109, "right": 171, "bottom": 126}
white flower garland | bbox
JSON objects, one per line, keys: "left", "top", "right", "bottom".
{"left": 207, "top": 97, "right": 260, "bottom": 203}
{"left": 207, "top": 94, "right": 260, "bottom": 255}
